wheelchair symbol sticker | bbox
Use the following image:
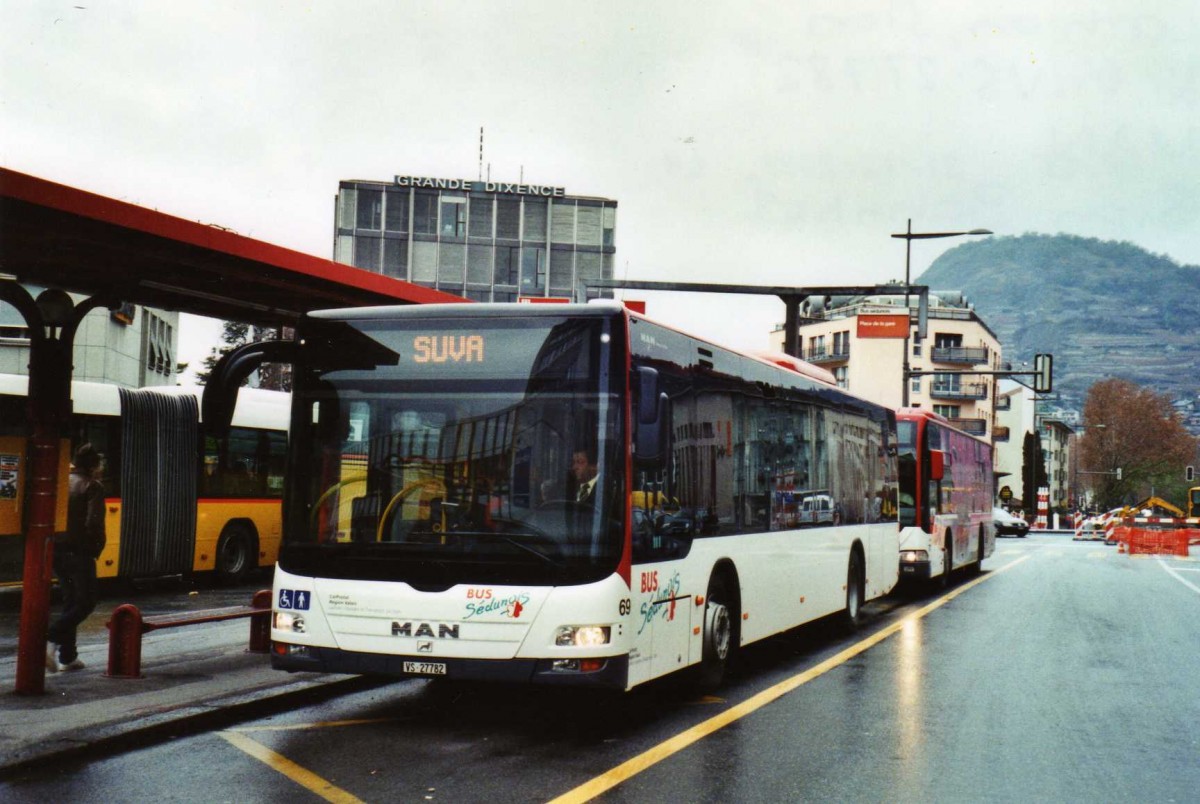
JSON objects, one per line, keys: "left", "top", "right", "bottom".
{"left": 278, "top": 589, "right": 311, "bottom": 610}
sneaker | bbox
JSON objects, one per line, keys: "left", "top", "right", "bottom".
{"left": 46, "top": 643, "right": 60, "bottom": 673}
{"left": 62, "top": 658, "right": 86, "bottom": 671}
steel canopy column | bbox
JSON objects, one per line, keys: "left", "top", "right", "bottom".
{"left": 2, "top": 281, "right": 114, "bottom": 694}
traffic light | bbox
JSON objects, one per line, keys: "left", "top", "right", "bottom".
{"left": 1187, "top": 465, "right": 1195, "bottom": 482}
{"left": 1033, "top": 353, "right": 1053, "bottom": 394}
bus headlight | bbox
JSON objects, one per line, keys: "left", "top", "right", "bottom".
{"left": 555, "top": 625, "right": 611, "bottom": 647}
{"left": 274, "top": 611, "right": 306, "bottom": 633}
{"left": 901, "top": 550, "right": 928, "bottom": 563}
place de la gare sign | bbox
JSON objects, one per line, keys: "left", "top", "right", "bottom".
{"left": 394, "top": 175, "right": 568, "bottom": 198}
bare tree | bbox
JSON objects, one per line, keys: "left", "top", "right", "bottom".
{"left": 1079, "top": 378, "right": 1198, "bottom": 509}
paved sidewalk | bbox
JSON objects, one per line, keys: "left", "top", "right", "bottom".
{"left": 0, "top": 609, "right": 366, "bottom": 776}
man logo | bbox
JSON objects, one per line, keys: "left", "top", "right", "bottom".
{"left": 392, "top": 621, "right": 460, "bottom": 639}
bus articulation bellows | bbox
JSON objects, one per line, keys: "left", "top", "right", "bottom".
{"left": 0, "top": 374, "right": 288, "bottom": 583}
{"left": 256, "top": 302, "right": 901, "bottom": 691}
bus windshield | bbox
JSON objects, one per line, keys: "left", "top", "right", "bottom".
{"left": 897, "top": 419, "right": 917, "bottom": 527}
{"left": 281, "top": 312, "right": 625, "bottom": 588}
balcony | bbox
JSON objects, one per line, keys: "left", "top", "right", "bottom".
{"left": 993, "top": 425, "right": 1010, "bottom": 442}
{"left": 929, "top": 381, "right": 990, "bottom": 400}
{"left": 949, "top": 417, "right": 987, "bottom": 436}
{"left": 931, "top": 346, "right": 989, "bottom": 365}
{"left": 804, "top": 347, "right": 850, "bottom": 364}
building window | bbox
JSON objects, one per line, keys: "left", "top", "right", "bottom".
{"left": 550, "top": 202, "right": 575, "bottom": 244}
{"left": 496, "top": 199, "right": 521, "bottom": 239}
{"left": 911, "top": 376, "right": 922, "bottom": 394}
{"left": 467, "top": 245, "right": 492, "bottom": 284}
{"left": 385, "top": 190, "right": 409, "bottom": 232}
{"left": 468, "top": 197, "right": 493, "bottom": 239}
{"left": 933, "top": 405, "right": 961, "bottom": 419}
{"left": 143, "top": 311, "right": 173, "bottom": 377}
{"left": 495, "top": 246, "right": 520, "bottom": 286}
{"left": 354, "top": 236, "right": 382, "bottom": 272}
{"left": 834, "top": 366, "right": 848, "bottom": 389}
{"left": 935, "top": 334, "right": 963, "bottom": 348}
{"left": 413, "top": 193, "right": 438, "bottom": 235}
{"left": 577, "top": 252, "right": 601, "bottom": 287}
{"left": 912, "top": 340, "right": 922, "bottom": 357}
{"left": 383, "top": 239, "right": 407, "bottom": 279}
{"left": 411, "top": 241, "right": 437, "bottom": 283}
{"left": 523, "top": 199, "right": 547, "bottom": 243}
{"left": 438, "top": 243, "right": 465, "bottom": 286}
{"left": 549, "top": 250, "right": 573, "bottom": 296}
{"left": 521, "top": 247, "right": 545, "bottom": 293}
{"left": 602, "top": 207, "right": 616, "bottom": 247}
{"left": 440, "top": 197, "right": 466, "bottom": 237}
{"left": 356, "top": 189, "right": 382, "bottom": 230}
{"left": 577, "top": 205, "right": 602, "bottom": 246}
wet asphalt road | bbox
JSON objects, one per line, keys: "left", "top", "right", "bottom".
{"left": 3, "top": 536, "right": 1198, "bottom": 803}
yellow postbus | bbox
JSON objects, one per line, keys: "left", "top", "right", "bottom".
{"left": 0, "top": 373, "right": 288, "bottom": 584}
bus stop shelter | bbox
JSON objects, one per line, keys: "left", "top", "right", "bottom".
{"left": 1, "top": 167, "right": 464, "bottom": 694}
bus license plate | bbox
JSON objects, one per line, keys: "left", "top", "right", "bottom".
{"left": 403, "top": 661, "right": 447, "bottom": 676}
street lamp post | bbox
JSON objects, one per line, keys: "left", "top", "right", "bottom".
{"left": 1072, "top": 423, "right": 1107, "bottom": 510}
{"left": 891, "top": 220, "right": 993, "bottom": 407}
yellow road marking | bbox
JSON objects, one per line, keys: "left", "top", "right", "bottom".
{"left": 549, "top": 554, "right": 1032, "bottom": 804}
{"left": 219, "top": 730, "right": 364, "bottom": 804}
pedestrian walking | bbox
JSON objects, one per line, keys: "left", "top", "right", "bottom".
{"left": 46, "top": 443, "right": 106, "bottom": 672}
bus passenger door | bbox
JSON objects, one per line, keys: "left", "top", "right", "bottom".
{"left": 633, "top": 566, "right": 692, "bottom": 683}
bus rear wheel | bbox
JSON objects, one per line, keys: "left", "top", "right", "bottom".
{"left": 695, "top": 574, "right": 736, "bottom": 693}
{"left": 216, "top": 524, "right": 255, "bottom": 583}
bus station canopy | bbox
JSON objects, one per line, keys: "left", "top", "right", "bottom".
{"left": 1, "top": 167, "right": 463, "bottom": 323}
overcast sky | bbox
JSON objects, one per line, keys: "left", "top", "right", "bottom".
{"left": 4, "top": 1, "right": 1197, "bottom": 375}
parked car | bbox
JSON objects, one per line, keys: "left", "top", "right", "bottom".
{"left": 993, "top": 506, "right": 1029, "bottom": 537}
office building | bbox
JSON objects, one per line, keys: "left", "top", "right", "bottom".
{"left": 771, "top": 291, "right": 1002, "bottom": 437}
{"left": 333, "top": 175, "right": 618, "bottom": 302}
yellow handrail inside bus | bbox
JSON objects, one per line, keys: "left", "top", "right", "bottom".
{"left": 309, "top": 474, "right": 367, "bottom": 531}
{"left": 377, "top": 479, "right": 446, "bottom": 542}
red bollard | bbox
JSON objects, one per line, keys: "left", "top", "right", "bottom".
{"left": 107, "top": 603, "right": 145, "bottom": 678}
{"left": 249, "top": 589, "right": 272, "bottom": 654}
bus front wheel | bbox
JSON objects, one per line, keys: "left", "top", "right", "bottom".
{"left": 839, "top": 549, "right": 865, "bottom": 632}
{"left": 695, "top": 574, "right": 736, "bottom": 693}
{"left": 216, "top": 524, "right": 255, "bottom": 583}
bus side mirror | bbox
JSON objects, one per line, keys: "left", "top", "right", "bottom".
{"left": 929, "top": 449, "right": 945, "bottom": 481}
{"left": 201, "top": 339, "right": 299, "bottom": 439}
{"left": 634, "top": 367, "right": 670, "bottom": 465}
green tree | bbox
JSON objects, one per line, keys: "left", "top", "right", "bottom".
{"left": 193, "top": 322, "right": 292, "bottom": 391}
{"left": 1022, "top": 431, "right": 1048, "bottom": 514}
{"left": 1079, "top": 378, "right": 1199, "bottom": 509}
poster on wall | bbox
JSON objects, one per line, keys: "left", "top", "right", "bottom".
{"left": 0, "top": 454, "right": 18, "bottom": 499}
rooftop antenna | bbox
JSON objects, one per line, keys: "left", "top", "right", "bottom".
{"left": 478, "top": 127, "right": 484, "bottom": 182}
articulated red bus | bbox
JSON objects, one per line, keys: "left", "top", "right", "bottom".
{"left": 896, "top": 408, "right": 994, "bottom": 586}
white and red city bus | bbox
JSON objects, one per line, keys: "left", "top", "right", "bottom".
{"left": 896, "top": 407, "right": 994, "bottom": 586}
{"left": 266, "top": 302, "right": 899, "bottom": 691}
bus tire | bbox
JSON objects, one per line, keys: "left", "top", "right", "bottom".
{"left": 932, "top": 530, "right": 952, "bottom": 592}
{"left": 972, "top": 526, "right": 985, "bottom": 576}
{"left": 839, "top": 548, "right": 865, "bottom": 633}
{"left": 215, "top": 523, "right": 255, "bottom": 583}
{"left": 695, "top": 573, "right": 736, "bottom": 693}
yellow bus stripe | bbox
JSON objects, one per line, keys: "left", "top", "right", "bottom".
{"left": 549, "top": 554, "right": 1031, "bottom": 804}
{"left": 218, "top": 730, "right": 364, "bottom": 804}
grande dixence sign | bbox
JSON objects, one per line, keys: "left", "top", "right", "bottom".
{"left": 394, "top": 175, "right": 567, "bottom": 198}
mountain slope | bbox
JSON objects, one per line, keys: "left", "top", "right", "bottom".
{"left": 918, "top": 233, "right": 1200, "bottom": 410}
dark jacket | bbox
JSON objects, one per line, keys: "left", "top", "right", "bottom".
{"left": 65, "top": 470, "right": 106, "bottom": 558}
